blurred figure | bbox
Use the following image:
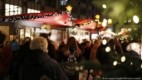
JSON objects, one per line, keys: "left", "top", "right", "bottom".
{"left": 126, "top": 40, "right": 141, "bottom": 59}
{"left": 82, "top": 41, "right": 92, "bottom": 60}
{"left": 40, "top": 33, "right": 56, "bottom": 60}
{"left": 12, "top": 37, "right": 68, "bottom": 80}
{"left": 10, "top": 38, "right": 20, "bottom": 56}
{"left": 114, "top": 36, "right": 124, "bottom": 54}
{"left": 121, "top": 39, "right": 130, "bottom": 53}
{"left": 90, "top": 39, "right": 102, "bottom": 63}
{"left": 57, "top": 41, "right": 66, "bottom": 62}
{"left": 10, "top": 37, "right": 31, "bottom": 80}
{"left": 61, "top": 37, "right": 82, "bottom": 80}
{"left": 0, "top": 31, "right": 13, "bottom": 80}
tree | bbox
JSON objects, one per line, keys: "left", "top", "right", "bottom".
{"left": 93, "top": 0, "right": 142, "bottom": 39}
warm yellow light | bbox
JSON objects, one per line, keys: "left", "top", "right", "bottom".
{"left": 95, "top": 14, "right": 100, "bottom": 19}
{"left": 102, "top": 4, "right": 107, "bottom": 9}
{"left": 66, "top": 5, "right": 72, "bottom": 12}
{"left": 108, "top": 19, "right": 112, "bottom": 24}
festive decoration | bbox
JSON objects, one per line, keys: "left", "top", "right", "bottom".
{"left": 66, "top": 5, "right": 73, "bottom": 12}
{"left": 0, "top": 12, "right": 73, "bottom": 27}
{"left": 31, "top": 12, "right": 73, "bottom": 26}
{"left": 74, "top": 19, "right": 96, "bottom": 30}
{"left": 0, "top": 12, "right": 56, "bottom": 22}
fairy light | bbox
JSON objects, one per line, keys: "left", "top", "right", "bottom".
{"left": 1, "top": 12, "right": 70, "bottom": 22}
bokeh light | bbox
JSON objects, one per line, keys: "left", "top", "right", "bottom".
{"left": 130, "top": 62, "right": 133, "bottom": 65}
{"left": 105, "top": 46, "right": 111, "bottom": 52}
{"left": 102, "top": 39, "right": 107, "bottom": 45}
{"left": 133, "top": 15, "right": 139, "bottom": 24}
{"left": 75, "top": 66, "right": 79, "bottom": 71}
{"left": 80, "top": 66, "right": 84, "bottom": 71}
{"left": 102, "top": 4, "right": 107, "bottom": 9}
{"left": 121, "top": 56, "right": 126, "bottom": 62}
{"left": 113, "top": 61, "right": 118, "bottom": 66}
{"left": 89, "top": 69, "right": 94, "bottom": 73}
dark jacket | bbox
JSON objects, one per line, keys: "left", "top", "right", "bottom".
{"left": 12, "top": 50, "right": 68, "bottom": 80}
{"left": 0, "top": 46, "right": 13, "bottom": 75}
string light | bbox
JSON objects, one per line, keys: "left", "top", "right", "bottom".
{"left": 0, "top": 12, "right": 72, "bottom": 22}
{"left": 79, "top": 20, "right": 95, "bottom": 27}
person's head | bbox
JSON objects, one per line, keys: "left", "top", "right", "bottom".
{"left": 40, "top": 32, "right": 51, "bottom": 39}
{"left": 40, "top": 33, "right": 48, "bottom": 39}
{"left": 67, "top": 37, "right": 78, "bottom": 52}
{"left": 67, "top": 37, "right": 77, "bottom": 46}
{"left": 30, "top": 37, "right": 48, "bottom": 53}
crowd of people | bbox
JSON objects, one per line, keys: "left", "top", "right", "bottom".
{"left": 0, "top": 31, "right": 142, "bottom": 80}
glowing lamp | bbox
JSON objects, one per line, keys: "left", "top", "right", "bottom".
{"left": 66, "top": 5, "right": 72, "bottom": 12}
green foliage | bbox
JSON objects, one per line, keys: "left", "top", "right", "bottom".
{"left": 93, "top": 0, "right": 142, "bottom": 40}
{"left": 93, "top": 0, "right": 142, "bottom": 24}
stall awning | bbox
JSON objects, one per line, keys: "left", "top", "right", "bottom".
{"left": 0, "top": 12, "right": 73, "bottom": 27}
{"left": 74, "top": 19, "right": 96, "bottom": 30}
{"left": 30, "top": 12, "right": 73, "bottom": 27}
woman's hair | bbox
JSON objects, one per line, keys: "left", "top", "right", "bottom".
{"left": 67, "top": 37, "right": 78, "bottom": 47}
{"left": 30, "top": 37, "right": 48, "bottom": 53}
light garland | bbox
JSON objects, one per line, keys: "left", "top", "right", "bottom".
{"left": 78, "top": 20, "right": 95, "bottom": 27}
{"left": 0, "top": 11, "right": 72, "bottom": 23}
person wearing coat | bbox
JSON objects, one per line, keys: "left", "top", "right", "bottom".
{"left": 11, "top": 37, "right": 68, "bottom": 80}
